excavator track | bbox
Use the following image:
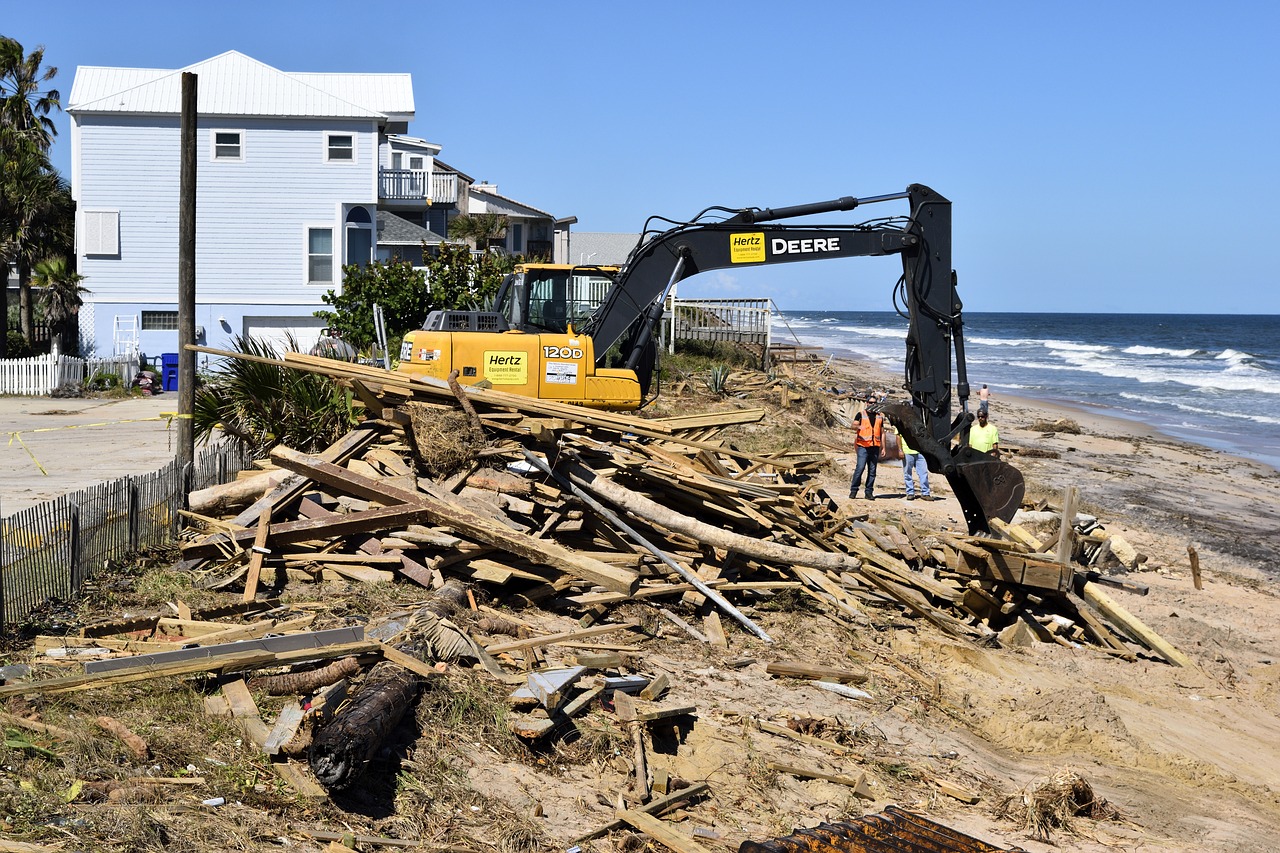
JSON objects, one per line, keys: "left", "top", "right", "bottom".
{"left": 738, "top": 806, "right": 1028, "bottom": 853}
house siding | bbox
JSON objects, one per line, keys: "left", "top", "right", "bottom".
{"left": 77, "top": 114, "right": 376, "bottom": 307}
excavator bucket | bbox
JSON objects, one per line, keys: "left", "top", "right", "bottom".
{"left": 947, "top": 446, "right": 1026, "bottom": 535}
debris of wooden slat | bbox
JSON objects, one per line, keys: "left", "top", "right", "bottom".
{"left": 574, "top": 782, "right": 710, "bottom": 843}
{"left": 766, "top": 761, "right": 874, "bottom": 799}
{"left": 659, "top": 607, "right": 708, "bottom": 643}
{"left": 765, "top": 661, "right": 868, "bottom": 685}
{"left": 616, "top": 809, "right": 717, "bottom": 853}
{"left": 1075, "top": 579, "right": 1193, "bottom": 668}
{"left": 0, "top": 635, "right": 378, "bottom": 698}
{"left": 752, "top": 717, "right": 859, "bottom": 757}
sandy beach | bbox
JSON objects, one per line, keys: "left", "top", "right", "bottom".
{"left": 782, "top": 356, "right": 1280, "bottom": 851}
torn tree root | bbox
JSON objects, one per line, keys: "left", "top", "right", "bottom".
{"left": 248, "top": 656, "right": 363, "bottom": 696}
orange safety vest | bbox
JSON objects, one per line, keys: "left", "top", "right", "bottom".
{"left": 855, "top": 411, "right": 883, "bottom": 447}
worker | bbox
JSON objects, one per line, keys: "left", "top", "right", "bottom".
{"left": 900, "top": 429, "right": 931, "bottom": 500}
{"left": 849, "top": 395, "right": 885, "bottom": 499}
{"left": 968, "top": 409, "right": 1001, "bottom": 458}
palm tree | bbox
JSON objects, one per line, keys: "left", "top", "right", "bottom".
{"left": 32, "top": 256, "right": 86, "bottom": 355}
{"left": 1, "top": 36, "right": 63, "bottom": 355}
{"left": 0, "top": 139, "right": 69, "bottom": 344}
{"left": 0, "top": 37, "right": 61, "bottom": 149}
{"left": 448, "top": 212, "right": 509, "bottom": 252}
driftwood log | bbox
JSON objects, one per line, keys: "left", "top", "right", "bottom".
{"left": 309, "top": 660, "right": 424, "bottom": 791}
{"left": 188, "top": 469, "right": 294, "bottom": 514}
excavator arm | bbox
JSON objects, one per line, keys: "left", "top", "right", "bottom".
{"left": 581, "top": 184, "right": 1023, "bottom": 533}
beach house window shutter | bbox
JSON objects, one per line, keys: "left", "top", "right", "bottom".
{"left": 83, "top": 210, "right": 120, "bottom": 256}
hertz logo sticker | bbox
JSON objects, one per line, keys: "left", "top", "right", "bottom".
{"left": 729, "top": 232, "right": 766, "bottom": 263}
{"left": 484, "top": 351, "right": 528, "bottom": 384}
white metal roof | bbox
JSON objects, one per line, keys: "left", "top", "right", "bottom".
{"left": 68, "top": 50, "right": 409, "bottom": 120}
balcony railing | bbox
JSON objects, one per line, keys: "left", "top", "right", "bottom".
{"left": 379, "top": 169, "right": 459, "bottom": 204}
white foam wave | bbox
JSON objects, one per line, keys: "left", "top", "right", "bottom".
{"left": 1044, "top": 340, "right": 1112, "bottom": 353}
{"left": 1216, "top": 348, "right": 1255, "bottom": 364}
{"left": 1117, "top": 392, "right": 1280, "bottom": 425}
{"left": 965, "top": 335, "right": 1042, "bottom": 347}
{"left": 1123, "top": 345, "right": 1199, "bottom": 358}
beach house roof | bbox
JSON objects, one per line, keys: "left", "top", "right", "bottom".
{"left": 68, "top": 50, "right": 412, "bottom": 121}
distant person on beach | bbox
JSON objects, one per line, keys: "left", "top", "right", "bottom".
{"left": 978, "top": 384, "right": 991, "bottom": 414}
{"left": 968, "top": 409, "right": 1001, "bottom": 458}
{"left": 900, "top": 428, "right": 931, "bottom": 500}
{"left": 849, "top": 395, "right": 885, "bottom": 499}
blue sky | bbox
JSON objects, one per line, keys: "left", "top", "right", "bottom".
{"left": 5, "top": 0, "right": 1279, "bottom": 314}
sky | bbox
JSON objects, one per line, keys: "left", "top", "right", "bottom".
{"left": 4, "top": 0, "right": 1279, "bottom": 314}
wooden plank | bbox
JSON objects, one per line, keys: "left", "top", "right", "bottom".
{"left": 263, "top": 700, "right": 305, "bottom": 755}
{"left": 754, "top": 718, "right": 858, "bottom": 757}
{"left": 181, "top": 504, "right": 445, "bottom": 561}
{"left": 616, "top": 810, "right": 716, "bottom": 853}
{"left": 0, "top": 638, "right": 377, "bottom": 698}
{"left": 765, "top": 661, "right": 868, "bottom": 685}
{"left": 1077, "top": 580, "right": 1193, "bottom": 667}
{"left": 767, "top": 761, "right": 874, "bottom": 799}
{"left": 573, "top": 782, "right": 710, "bottom": 843}
{"left": 242, "top": 507, "right": 271, "bottom": 603}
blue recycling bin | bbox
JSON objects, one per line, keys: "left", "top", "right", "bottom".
{"left": 161, "top": 352, "right": 179, "bottom": 392}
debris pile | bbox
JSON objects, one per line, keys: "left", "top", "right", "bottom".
{"left": 0, "top": 351, "right": 1184, "bottom": 850}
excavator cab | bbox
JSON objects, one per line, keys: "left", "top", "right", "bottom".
{"left": 493, "top": 264, "right": 618, "bottom": 334}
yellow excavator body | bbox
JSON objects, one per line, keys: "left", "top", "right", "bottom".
{"left": 398, "top": 326, "right": 642, "bottom": 411}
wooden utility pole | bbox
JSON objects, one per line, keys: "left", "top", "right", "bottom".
{"left": 177, "top": 73, "right": 197, "bottom": 476}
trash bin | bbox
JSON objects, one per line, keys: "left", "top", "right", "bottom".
{"left": 161, "top": 352, "right": 179, "bottom": 392}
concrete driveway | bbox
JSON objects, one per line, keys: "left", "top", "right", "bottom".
{"left": 0, "top": 394, "right": 185, "bottom": 517}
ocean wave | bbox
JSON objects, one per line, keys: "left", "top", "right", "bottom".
{"left": 965, "top": 336, "right": 1043, "bottom": 347}
{"left": 1123, "top": 345, "right": 1202, "bottom": 358}
{"left": 1043, "top": 340, "right": 1112, "bottom": 353}
{"left": 1216, "top": 348, "right": 1256, "bottom": 364}
{"left": 1117, "top": 392, "right": 1280, "bottom": 425}
{"left": 1053, "top": 355, "right": 1280, "bottom": 395}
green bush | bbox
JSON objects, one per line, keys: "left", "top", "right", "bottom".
{"left": 5, "top": 330, "right": 33, "bottom": 358}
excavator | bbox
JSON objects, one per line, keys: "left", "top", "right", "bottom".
{"left": 398, "top": 184, "right": 1023, "bottom": 532}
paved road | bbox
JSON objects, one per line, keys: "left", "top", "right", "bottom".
{"left": 0, "top": 394, "right": 184, "bottom": 517}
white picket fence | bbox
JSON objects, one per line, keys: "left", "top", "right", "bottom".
{"left": 0, "top": 353, "right": 140, "bottom": 395}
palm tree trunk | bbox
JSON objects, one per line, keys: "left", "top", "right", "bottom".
{"left": 0, "top": 260, "right": 8, "bottom": 358}
{"left": 17, "top": 256, "right": 31, "bottom": 340}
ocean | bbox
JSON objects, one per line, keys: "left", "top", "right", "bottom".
{"left": 774, "top": 311, "right": 1280, "bottom": 472}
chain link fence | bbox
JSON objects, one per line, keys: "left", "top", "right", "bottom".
{"left": 0, "top": 441, "right": 253, "bottom": 631}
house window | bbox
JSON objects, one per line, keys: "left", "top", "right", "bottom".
{"left": 141, "top": 311, "right": 178, "bottom": 331}
{"left": 308, "top": 228, "right": 333, "bottom": 284}
{"left": 326, "top": 134, "right": 354, "bottom": 162}
{"left": 512, "top": 223, "right": 524, "bottom": 253}
{"left": 82, "top": 210, "right": 120, "bottom": 255}
{"left": 213, "top": 131, "right": 243, "bottom": 160}
{"left": 409, "top": 156, "right": 424, "bottom": 169}
{"left": 392, "top": 152, "right": 403, "bottom": 169}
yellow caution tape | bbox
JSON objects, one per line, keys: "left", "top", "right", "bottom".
{"left": 3, "top": 413, "right": 193, "bottom": 477}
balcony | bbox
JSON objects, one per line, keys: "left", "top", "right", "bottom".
{"left": 379, "top": 169, "right": 459, "bottom": 204}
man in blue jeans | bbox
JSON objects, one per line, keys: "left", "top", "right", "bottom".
{"left": 848, "top": 397, "right": 884, "bottom": 499}
{"left": 899, "top": 429, "right": 931, "bottom": 500}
